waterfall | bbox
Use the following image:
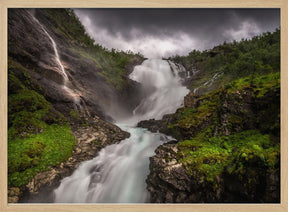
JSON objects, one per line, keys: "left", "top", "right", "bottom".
{"left": 29, "top": 13, "right": 81, "bottom": 106}
{"left": 54, "top": 59, "right": 189, "bottom": 203}
{"left": 193, "top": 72, "right": 223, "bottom": 95}
{"left": 129, "top": 59, "right": 189, "bottom": 122}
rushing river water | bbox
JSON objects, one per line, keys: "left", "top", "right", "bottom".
{"left": 54, "top": 59, "right": 189, "bottom": 203}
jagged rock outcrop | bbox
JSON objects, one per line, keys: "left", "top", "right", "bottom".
{"left": 12, "top": 116, "right": 129, "bottom": 203}
{"left": 184, "top": 92, "right": 198, "bottom": 108}
{"left": 146, "top": 141, "right": 195, "bottom": 203}
{"left": 145, "top": 82, "right": 280, "bottom": 203}
{"left": 148, "top": 140, "right": 280, "bottom": 203}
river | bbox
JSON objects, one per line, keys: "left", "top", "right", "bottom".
{"left": 54, "top": 59, "right": 189, "bottom": 203}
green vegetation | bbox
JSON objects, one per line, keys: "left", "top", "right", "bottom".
{"left": 170, "top": 29, "right": 280, "bottom": 94}
{"left": 69, "top": 109, "right": 79, "bottom": 119}
{"left": 168, "top": 70, "right": 280, "bottom": 135}
{"left": 8, "top": 123, "right": 76, "bottom": 187}
{"left": 225, "top": 71, "right": 280, "bottom": 97}
{"left": 178, "top": 130, "right": 279, "bottom": 183}
{"left": 42, "top": 9, "right": 94, "bottom": 47}
{"left": 8, "top": 60, "right": 76, "bottom": 187}
{"left": 71, "top": 46, "right": 136, "bottom": 89}
{"left": 42, "top": 9, "right": 143, "bottom": 90}
{"left": 166, "top": 70, "right": 280, "bottom": 188}
{"left": 92, "top": 140, "right": 101, "bottom": 146}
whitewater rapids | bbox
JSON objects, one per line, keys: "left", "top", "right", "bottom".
{"left": 54, "top": 59, "right": 189, "bottom": 203}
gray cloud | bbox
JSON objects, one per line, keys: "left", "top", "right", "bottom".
{"left": 74, "top": 8, "right": 280, "bottom": 58}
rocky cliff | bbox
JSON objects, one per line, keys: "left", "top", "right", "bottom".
{"left": 9, "top": 9, "right": 144, "bottom": 120}
{"left": 8, "top": 8, "right": 143, "bottom": 202}
{"left": 140, "top": 72, "right": 280, "bottom": 203}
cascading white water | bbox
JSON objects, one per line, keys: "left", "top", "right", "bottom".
{"left": 128, "top": 59, "right": 189, "bottom": 122}
{"left": 193, "top": 72, "right": 223, "bottom": 95}
{"left": 54, "top": 59, "right": 189, "bottom": 203}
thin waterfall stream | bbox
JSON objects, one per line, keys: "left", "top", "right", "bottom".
{"left": 30, "top": 12, "right": 81, "bottom": 106}
{"left": 54, "top": 59, "right": 189, "bottom": 203}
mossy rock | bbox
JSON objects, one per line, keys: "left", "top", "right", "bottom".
{"left": 178, "top": 130, "right": 279, "bottom": 185}
{"left": 8, "top": 123, "right": 76, "bottom": 187}
{"left": 8, "top": 60, "right": 75, "bottom": 187}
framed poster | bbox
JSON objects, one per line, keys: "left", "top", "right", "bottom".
{"left": 1, "top": 0, "right": 287, "bottom": 211}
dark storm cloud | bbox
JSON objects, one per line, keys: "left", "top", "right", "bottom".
{"left": 74, "top": 8, "right": 280, "bottom": 58}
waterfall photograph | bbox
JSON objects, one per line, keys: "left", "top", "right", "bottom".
{"left": 7, "top": 8, "right": 280, "bottom": 204}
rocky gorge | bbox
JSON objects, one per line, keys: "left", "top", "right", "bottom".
{"left": 8, "top": 8, "right": 280, "bottom": 203}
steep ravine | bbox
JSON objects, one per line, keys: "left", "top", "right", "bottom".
{"left": 52, "top": 59, "right": 189, "bottom": 203}
{"left": 8, "top": 8, "right": 280, "bottom": 204}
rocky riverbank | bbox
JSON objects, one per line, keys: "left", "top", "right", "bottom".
{"left": 9, "top": 115, "right": 130, "bottom": 203}
{"left": 141, "top": 73, "right": 280, "bottom": 203}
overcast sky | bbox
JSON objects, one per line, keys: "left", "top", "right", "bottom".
{"left": 74, "top": 9, "right": 280, "bottom": 58}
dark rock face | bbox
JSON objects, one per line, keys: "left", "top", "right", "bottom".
{"left": 184, "top": 92, "right": 198, "bottom": 108}
{"left": 146, "top": 142, "right": 194, "bottom": 203}
{"left": 139, "top": 86, "right": 279, "bottom": 140}
{"left": 137, "top": 119, "right": 165, "bottom": 133}
{"left": 145, "top": 88, "right": 280, "bottom": 203}
{"left": 8, "top": 9, "right": 144, "bottom": 120}
{"left": 148, "top": 143, "right": 279, "bottom": 203}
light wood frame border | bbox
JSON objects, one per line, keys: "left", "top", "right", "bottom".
{"left": 0, "top": 0, "right": 287, "bottom": 211}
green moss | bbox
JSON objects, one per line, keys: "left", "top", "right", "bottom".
{"left": 9, "top": 60, "right": 44, "bottom": 93}
{"left": 8, "top": 123, "right": 76, "bottom": 187}
{"left": 177, "top": 130, "right": 279, "bottom": 183}
{"left": 226, "top": 72, "right": 280, "bottom": 97}
{"left": 70, "top": 47, "right": 103, "bottom": 69}
{"left": 8, "top": 60, "right": 75, "bottom": 187}
{"left": 9, "top": 89, "right": 50, "bottom": 114}
{"left": 8, "top": 87, "right": 65, "bottom": 140}
{"left": 8, "top": 71, "right": 25, "bottom": 93}
{"left": 171, "top": 89, "right": 221, "bottom": 132}
{"left": 167, "top": 71, "right": 280, "bottom": 140}
{"left": 69, "top": 109, "right": 79, "bottom": 119}
{"left": 227, "top": 114, "right": 243, "bottom": 124}
{"left": 169, "top": 71, "right": 280, "bottom": 185}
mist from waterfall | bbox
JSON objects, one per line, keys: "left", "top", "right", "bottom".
{"left": 128, "top": 59, "right": 189, "bottom": 123}
{"left": 54, "top": 59, "right": 189, "bottom": 203}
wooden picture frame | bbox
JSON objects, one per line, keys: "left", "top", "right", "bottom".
{"left": 1, "top": 0, "right": 287, "bottom": 211}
